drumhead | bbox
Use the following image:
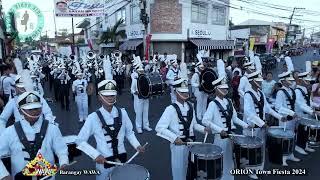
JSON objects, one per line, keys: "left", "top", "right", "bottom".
{"left": 268, "top": 127, "right": 295, "bottom": 139}
{"left": 200, "top": 68, "right": 218, "bottom": 94}
{"left": 189, "top": 143, "right": 223, "bottom": 159}
{"left": 137, "top": 74, "right": 151, "bottom": 98}
{"left": 299, "top": 119, "right": 320, "bottom": 129}
{"left": 233, "top": 136, "right": 263, "bottom": 148}
{"left": 110, "top": 164, "right": 149, "bottom": 180}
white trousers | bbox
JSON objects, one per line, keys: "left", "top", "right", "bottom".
{"left": 96, "top": 163, "right": 114, "bottom": 180}
{"left": 170, "top": 143, "right": 189, "bottom": 180}
{"left": 75, "top": 94, "right": 88, "bottom": 120}
{"left": 243, "top": 128, "right": 266, "bottom": 172}
{"left": 194, "top": 90, "right": 208, "bottom": 120}
{"left": 214, "top": 135, "right": 234, "bottom": 180}
{"left": 133, "top": 95, "right": 150, "bottom": 130}
{"left": 279, "top": 119, "right": 296, "bottom": 160}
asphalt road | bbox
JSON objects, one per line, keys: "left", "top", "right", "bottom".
{"left": 44, "top": 50, "right": 320, "bottom": 180}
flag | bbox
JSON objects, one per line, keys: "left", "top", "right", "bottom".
{"left": 249, "top": 37, "right": 255, "bottom": 51}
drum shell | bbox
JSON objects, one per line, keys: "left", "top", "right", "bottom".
{"left": 109, "top": 164, "right": 150, "bottom": 180}
{"left": 137, "top": 73, "right": 164, "bottom": 99}
{"left": 188, "top": 144, "right": 223, "bottom": 180}
{"left": 67, "top": 143, "right": 82, "bottom": 162}
{"left": 298, "top": 119, "right": 320, "bottom": 147}
{"left": 233, "top": 136, "right": 263, "bottom": 167}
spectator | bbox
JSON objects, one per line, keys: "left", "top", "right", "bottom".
{"left": 231, "top": 70, "right": 241, "bottom": 111}
{"left": 159, "top": 61, "right": 168, "bottom": 82}
{"left": 262, "top": 72, "right": 276, "bottom": 100}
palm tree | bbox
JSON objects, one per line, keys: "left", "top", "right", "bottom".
{"left": 99, "top": 19, "right": 126, "bottom": 48}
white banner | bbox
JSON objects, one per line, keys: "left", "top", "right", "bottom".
{"left": 54, "top": 0, "right": 105, "bottom": 17}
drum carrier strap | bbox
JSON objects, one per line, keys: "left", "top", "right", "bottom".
{"left": 14, "top": 120, "right": 49, "bottom": 161}
{"left": 296, "top": 87, "right": 310, "bottom": 106}
{"left": 213, "top": 99, "right": 233, "bottom": 134}
{"left": 96, "top": 107, "right": 122, "bottom": 156}
{"left": 171, "top": 101, "right": 194, "bottom": 141}
{"left": 279, "top": 88, "right": 296, "bottom": 111}
{"left": 245, "top": 90, "right": 264, "bottom": 120}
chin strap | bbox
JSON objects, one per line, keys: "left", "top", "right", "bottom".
{"left": 176, "top": 91, "right": 189, "bottom": 101}
{"left": 21, "top": 109, "right": 41, "bottom": 119}
{"left": 99, "top": 94, "right": 117, "bottom": 105}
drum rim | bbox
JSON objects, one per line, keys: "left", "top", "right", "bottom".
{"left": 109, "top": 164, "right": 150, "bottom": 179}
{"left": 137, "top": 73, "right": 163, "bottom": 98}
{"left": 189, "top": 143, "right": 223, "bottom": 159}
{"left": 233, "top": 136, "right": 263, "bottom": 148}
{"left": 299, "top": 120, "right": 320, "bottom": 129}
{"left": 267, "top": 128, "right": 295, "bottom": 138}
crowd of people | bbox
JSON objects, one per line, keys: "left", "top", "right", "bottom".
{"left": 0, "top": 49, "right": 319, "bottom": 180}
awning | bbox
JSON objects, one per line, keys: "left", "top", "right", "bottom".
{"left": 119, "top": 39, "right": 143, "bottom": 51}
{"left": 190, "top": 39, "right": 235, "bottom": 50}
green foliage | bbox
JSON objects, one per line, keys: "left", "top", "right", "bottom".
{"left": 99, "top": 19, "right": 127, "bottom": 48}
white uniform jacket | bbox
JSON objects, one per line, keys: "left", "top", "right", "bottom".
{"left": 295, "top": 85, "right": 313, "bottom": 117}
{"left": 72, "top": 79, "right": 88, "bottom": 96}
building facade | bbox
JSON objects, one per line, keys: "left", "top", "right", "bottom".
{"left": 80, "top": 0, "right": 234, "bottom": 62}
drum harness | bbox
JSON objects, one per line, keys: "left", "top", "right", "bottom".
{"left": 245, "top": 90, "right": 265, "bottom": 128}
{"left": 171, "top": 102, "right": 195, "bottom": 142}
{"left": 75, "top": 81, "right": 85, "bottom": 96}
{"left": 95, "top": 107, "right": 127, "bottom": 168}
{"left": 296, "top": 87, "right": 310, "bottom": 106}
{"left": 278, "top": 88, "right": 296, "bottom": 120}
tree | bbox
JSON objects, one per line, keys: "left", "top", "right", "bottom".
{"left": 99, "top": 19, "right": 126, "bottom": 48}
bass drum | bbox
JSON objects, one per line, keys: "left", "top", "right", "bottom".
{"left": 200, "top": 68, "right": 218, "bottom": 94}
{"left": 137, "top": 72, "right": 164, "bottom": 99}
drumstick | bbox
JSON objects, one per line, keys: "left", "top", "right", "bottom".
{"left": 251, "top": 128, "right": 254, "bottom": 137}
{"left": 284, "top": 121, "right": 287, "bottom": 131}
{"left": 228, "top": 134, "right": 246, "bottom": 138}
{"left": 126, "top": 142, "right": 149, "bottom": 164}
{"left": 105, "top": 160, "right": 124, "bottom": 166}
{"left": 203, "top": 132, "right": 208, "bottom": 143}
{"left": 40, "top": 161, "right": 78, "bottom": 180}
{"left": 185, "top": 142, "right": 203, "bottom": 145}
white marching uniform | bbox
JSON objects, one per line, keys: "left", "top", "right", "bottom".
{"left": 166, "top": 67, "right": 180, "bottom": 103}
{"left": 285, "top": 56, "right": 294, "bottom": 72}
{"left": 295, "top": 85, "right": 313, "bottom": 118}
{"left": 33, "top": 79, "right": 44, "bottom": 96}
{"left": 191, "top": 71, "right": 208, "bottom": 120}
{"left": 243, "top": 87, "right": 282, "bottom": 171}
{"left": 0, "top": 117, "right": 69, "bottom": 179}
{"left": 156, "top": 101, "right": 205, "bottom": 180}
{"left": 72, "top": 79, "right": 89, "bottom": 121}
{"left": 238, "top": 75, "right": 251, "bottom": 111}
{"left": 0, "top": 96, "right": 55, "bottom": 134}
{"left": 76, "top": 106, "right": 141, "bottom": 180}
{"left": 202, "top": 97, "right": 248, "bottom": 180}
{"left": 275, "top": 87, "right": 296, "bottom": 130}
{"left": 131, "top": 73, "right": 150, "bottom": 131}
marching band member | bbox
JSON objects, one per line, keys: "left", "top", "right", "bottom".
{"left": 131, "top": 63, "right": 152, "bottom": 134}
{"left": 156, "top": 78, "right": 209, "bottom": 180}
{"left": 57, "top": 64, "right": 71, "bottom": 111}
{"left": 166, "top": 59, "right": 180, "bottom": 103}
{"left": 76, "top": 79, "right": 145, "bottom": 180}
{"left": 0, "top": 74, "right": 55, "bottom": 133}
{"left": 30, "top": 72, "right": 44, "bottom": 96}
{"left": 294, "top": 72, "right": 319, "bottom": 154}
{"left": 238, "top": 61, "right": 254, "bottom": 111}
{"left": 202, "top": 76, "right": 249, "bottom": 180}
{"left": 243, "top": 70, "right": 285, "bottom": 179}
{"left": 0, "top": 65, "right": 15, "bottom": 104}
{"left": 191, "top": 62, "right": 207, "bottom": 120}
{"left": 275, "top": 71, "right": 300, "bottom": 166}
{"left": 0, "top": 91, "right": 69, "bottom": 179}
{"left": 72, "top": 71, "right": 88, "bottom": 123}
{"left": 284, "top": 51, "right": 294, "bottom": 73}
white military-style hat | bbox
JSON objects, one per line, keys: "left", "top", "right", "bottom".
{"left": 212, "top": 76, "right": 229, "bottom": 89}
{"left": 243, "top": 61, "right": 253, "bottom": 68}
{"left": 247, "top": 70, "right": 263, "bottom": 82}
{"left": 98, "top": 80, "right": 117, "bottom": 96}
{"left": 15, "top": 75, "right": 25, "bottom": 88}
{"left": 278, "top": 71, "right": 294, "bottom": 81}
{"left": 172, "top": 78, "right": 189, "bottom": 93}
{"left": 298, "top": 71, "right": 314, "bottom": 81}
{"left": 17, "top": 91, "right": 42, "bottom": 110}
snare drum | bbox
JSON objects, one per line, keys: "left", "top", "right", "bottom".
{"left": 267, "top": 127, "right": 295, "bottom": 164}
{"left": 199, "top": 68, "right": 218, "bottom": 94}
{"left": 1, "top": 154, "right": 11, "bottom": 174}
{"left": 188, "top": 143, "right": 223, "bottom": 180}
{"left": 137, "top": 72, "right": 164, "bottom": 99}
{"left": 298, "top": 119, "right": 320, "bottom": 147}
{"left": 233, "top": 136, "right": 263, "bottom": 168}
{"left": 109, "top": 164, "right": 150, "bottom": 180}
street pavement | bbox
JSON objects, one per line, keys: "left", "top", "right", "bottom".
{"left": 44, "top": 50, "right": 320, "bottom": 180}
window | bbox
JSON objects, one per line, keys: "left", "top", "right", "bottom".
{"left": 116, "top": 8, "right": 126, "bottom": 24}
{"left": 212, "top": 6, "right": 226, "bottom": 25}
{"left": 191, "top": 1, "right": 208, "bottom": 24}
{"left": 130, "top": 5, "right": 141, "bottom": 24}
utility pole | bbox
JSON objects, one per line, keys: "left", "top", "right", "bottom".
{"left": 139, "top": 0, "right": 150, "bottom": 62}
{"left": 72, "top": 17, "right": 75, "bottom": 55}
{"left": 285, "top": 7, "right": 305, "bottom": 44}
